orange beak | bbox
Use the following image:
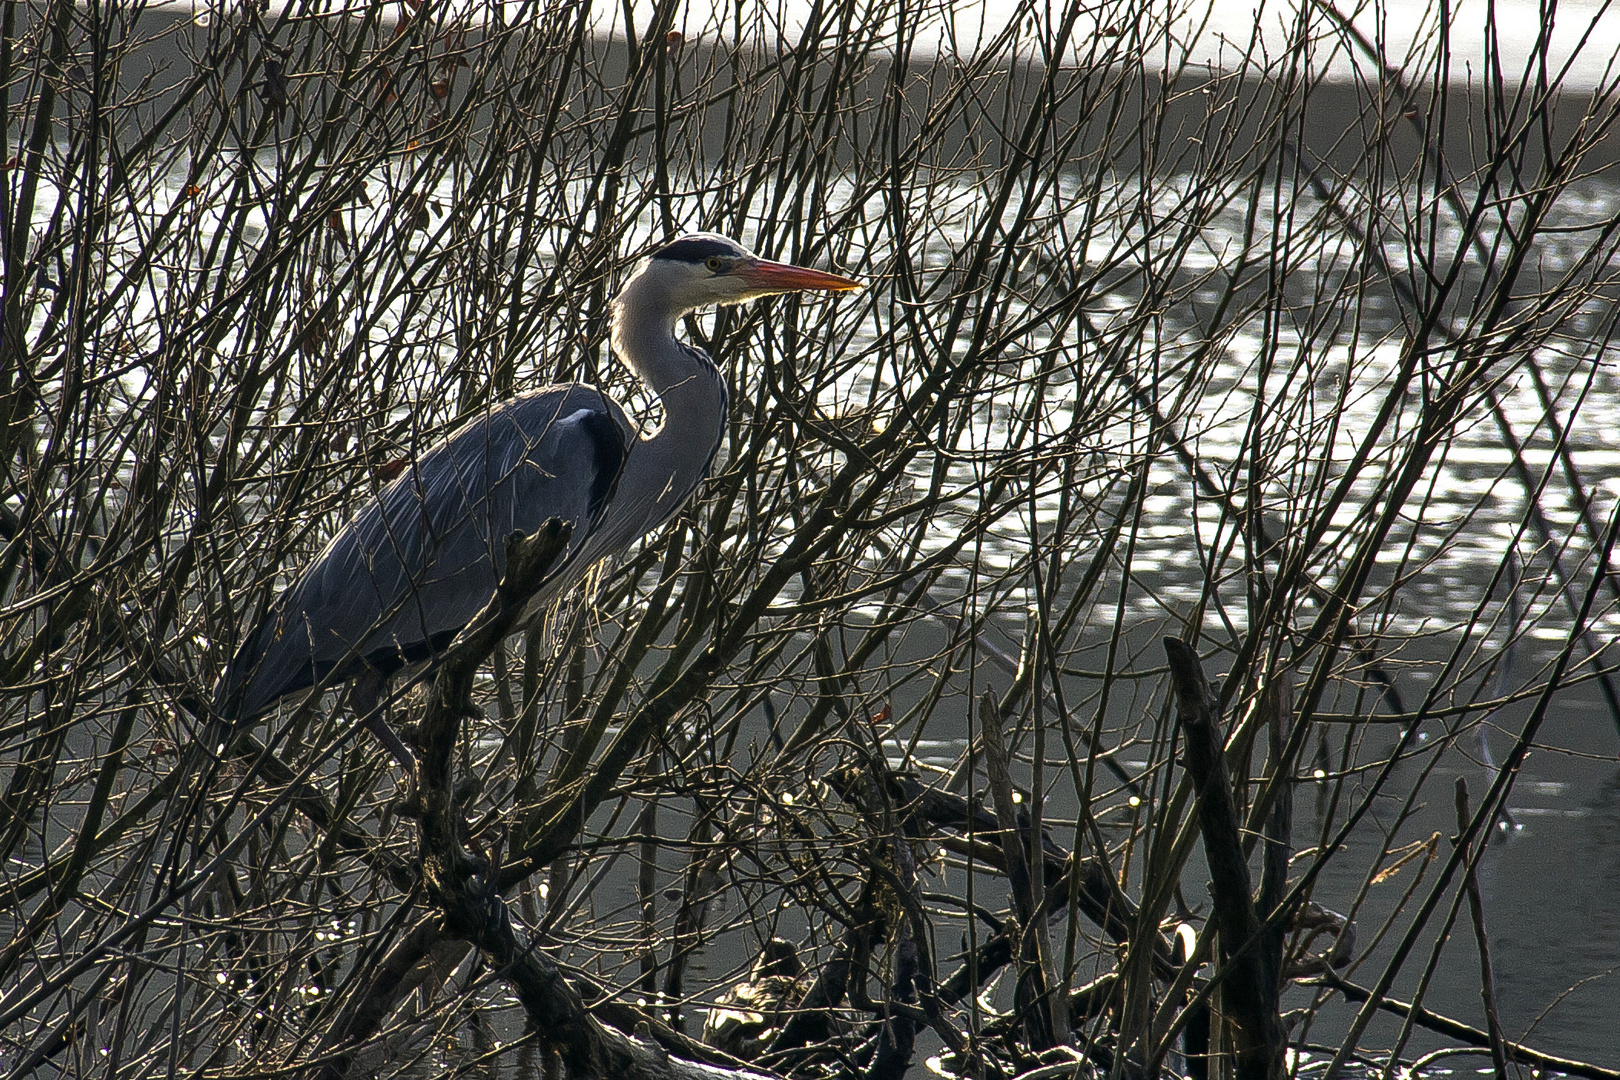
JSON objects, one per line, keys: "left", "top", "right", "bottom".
{"left": 738, "top": 258, "right": 862, "bottom": 293}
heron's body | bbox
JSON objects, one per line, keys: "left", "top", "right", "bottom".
{"left": 213, "top": 235, "right": 855, "bottom": 750}
{"left": 216, "top": 386, "right": 643, "bottom": 719}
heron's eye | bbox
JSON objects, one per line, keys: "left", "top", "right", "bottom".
{"left": 706, "top": 256, "right": 725, "bottom": 273}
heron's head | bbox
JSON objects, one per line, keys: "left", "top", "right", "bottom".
{"left": 621, "top": 234, "right": 861, "bottom": 317}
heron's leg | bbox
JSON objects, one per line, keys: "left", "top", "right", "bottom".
{"left": 350, "top": 670, "right": 416, "bottom": 770}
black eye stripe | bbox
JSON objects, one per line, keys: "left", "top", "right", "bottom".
{"left": 650, "top": 235, "right": 745, "bottom": 264}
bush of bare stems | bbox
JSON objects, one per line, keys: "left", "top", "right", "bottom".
{"left": 3, "top": 0, "right": 1619, "bottom": 1077}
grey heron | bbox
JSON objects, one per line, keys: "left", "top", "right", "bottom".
{"left": 212, "top": 234, "right": 859, "bottom": 764}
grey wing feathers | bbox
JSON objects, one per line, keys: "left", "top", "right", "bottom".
{"left": 215, "top": 385, "right": 632, "bottom": 720}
